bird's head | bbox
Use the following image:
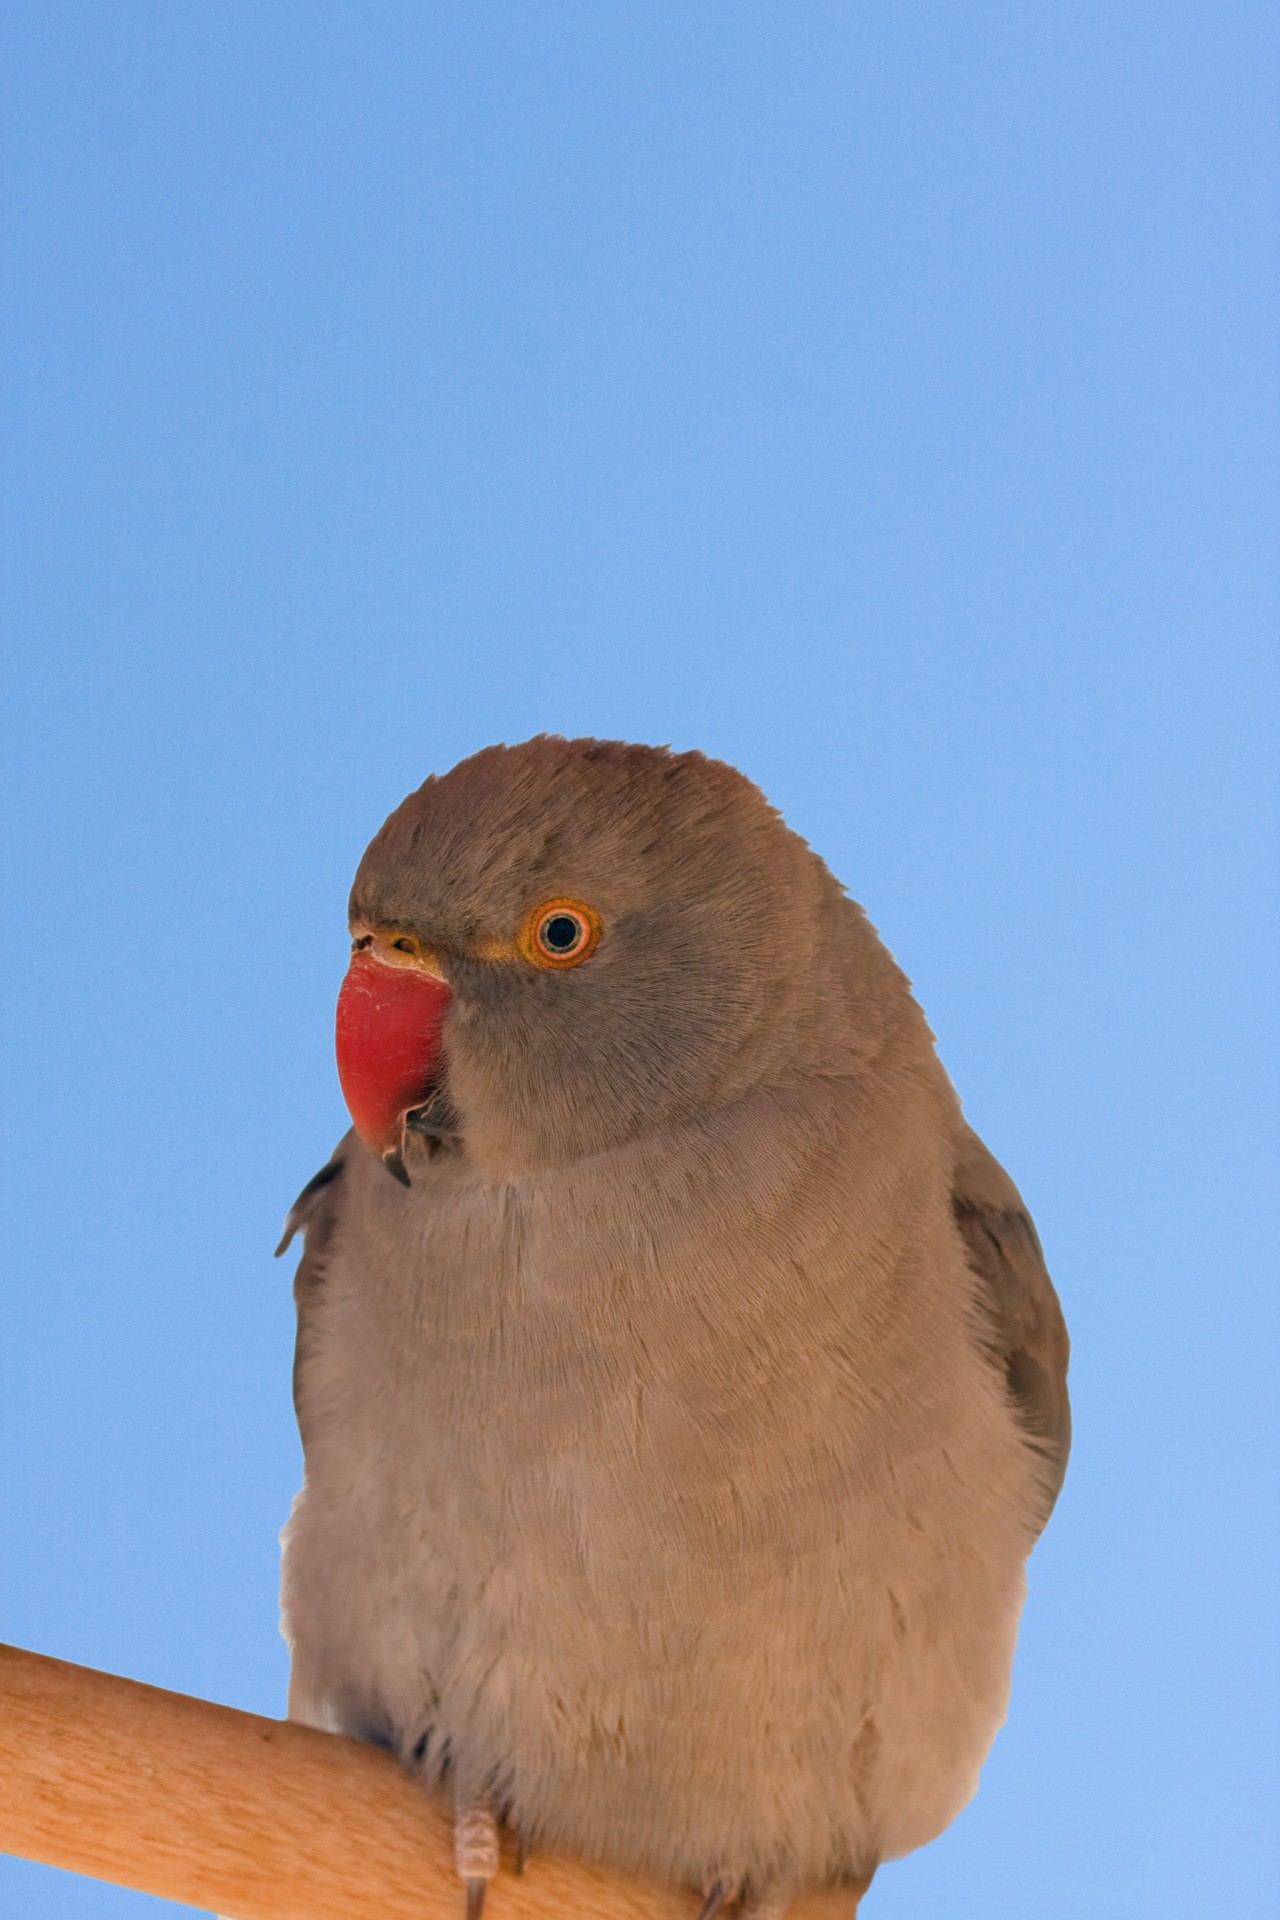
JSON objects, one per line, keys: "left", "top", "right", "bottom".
{"left": 336, "top": 735, "right": 891, "bottom": 1180}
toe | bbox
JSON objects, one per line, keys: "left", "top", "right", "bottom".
{"left": 699, "top": 1874, "right": 743, "bottom": 1920}
{"left": 454, "top": 1801, "right": 500, "bottom": 1920}
{"left": 738, "top": 1881, "right": 790, "bottom": 1920}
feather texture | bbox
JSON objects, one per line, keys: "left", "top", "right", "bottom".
{"left": 279, "top": 738, "right": 1070, "bottom": 1907}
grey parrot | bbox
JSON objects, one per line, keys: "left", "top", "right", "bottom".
{"left": 278, "top": 736, "right": 1069, "bottom": 1919}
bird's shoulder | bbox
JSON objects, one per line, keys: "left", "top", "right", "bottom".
{"left": 948, "top": 1123, "right": 1071, "bottom": 1528}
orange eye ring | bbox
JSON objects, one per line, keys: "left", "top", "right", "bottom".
{"left": 519, "top": 898, "right": 602, "bottom": 969}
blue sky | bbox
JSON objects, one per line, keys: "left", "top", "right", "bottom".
{"left": 1, "top": 4, "right": 1276, "bottom": 1915}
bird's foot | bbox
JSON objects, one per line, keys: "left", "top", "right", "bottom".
{"left": 699, "top": 1875, "right": 744, "bottom": 1920}
{"left": 738, "top": 1884, "right": 790, "bottom": 1920}
{"left": 701, "top": 1870, "right": 872, "bottom": 1919}
{"left": 698, "top": 1874, "right": 792, "bottom": 1920}
{"left": 454, "top": 1801, "right": 500, "bottom": 1920}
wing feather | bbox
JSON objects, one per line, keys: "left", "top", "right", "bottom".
{"left": 278, "top": 1140, "right": 352, "bottom": 1450}
{"left": 951, "top": 1127, "right": 1071, "bottom": 1528}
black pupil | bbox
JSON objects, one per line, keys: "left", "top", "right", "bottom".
{"left": 542, "top": 914, "right": 582, "bottom": 953}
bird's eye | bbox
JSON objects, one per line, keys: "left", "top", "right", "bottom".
{"left": 522, "top": 899, "right": 602, "bottom": 969}
{"left": 540, "top": 913, "right": 582, "bottom": 954}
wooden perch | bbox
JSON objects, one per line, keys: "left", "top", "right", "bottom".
{"left": 0, "top": 1643, "right": 855, "bottom": 1920}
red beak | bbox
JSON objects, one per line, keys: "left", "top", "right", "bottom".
{"left": 335, "top": 950, "right": 453, "bottom": 1181}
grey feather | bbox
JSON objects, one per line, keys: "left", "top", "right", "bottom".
{"left": 275, "top": 1153, "right": 345, "bottom": 1258}
{"left": 951, "top": 1127, "right": 1071, "bottom": 1525}
{"left": 284, "top": 1146, "right": 349, "bottom": 1456}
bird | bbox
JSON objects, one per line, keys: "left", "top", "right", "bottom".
{"left": 277, "top": 735, "right": 1070, "bottom": 1920}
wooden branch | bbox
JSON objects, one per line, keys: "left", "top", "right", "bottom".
{"left": 0, "top": 1644, "right": 856, "bottom": 1920}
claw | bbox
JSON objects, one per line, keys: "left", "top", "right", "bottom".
{"left": 455, "top": 1801, "right": 499, "bottom": 1920}
{"left": 699, "top": 1875, "right": 741, "bottom": 1920}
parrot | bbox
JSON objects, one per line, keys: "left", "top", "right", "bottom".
{"left": 277, "top": 736, "right": 1070, "bottom": 1920}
